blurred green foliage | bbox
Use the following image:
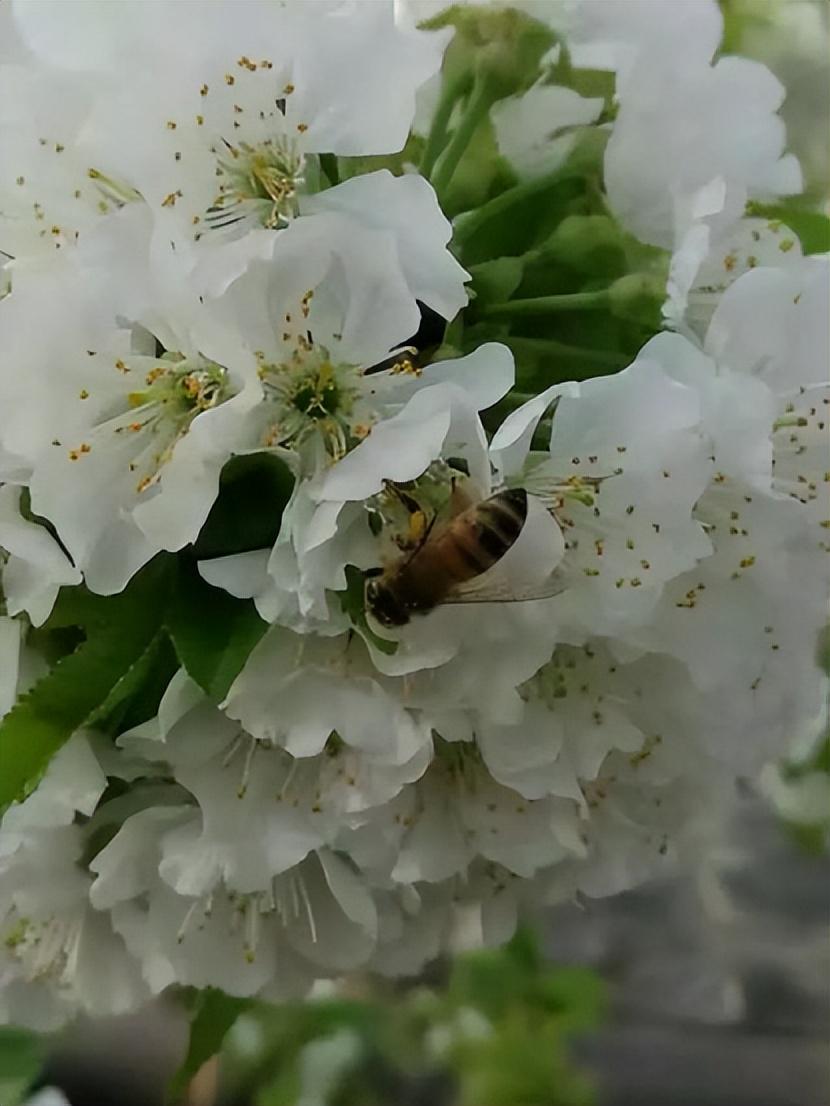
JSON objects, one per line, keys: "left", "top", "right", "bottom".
{"left": 0, "top": 1027, "right": 45, "bottom": 1106}
{"left": 210, "top": 928, "right": 605, "bottom": 1106}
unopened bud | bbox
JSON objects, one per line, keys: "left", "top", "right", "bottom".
{"left": 608, "top": 272, "right": 667, "bottom": 328}
{"left": 547, "top": 215, "right": 626, "bottom": 276}
{"left": 426, "top": 5, "right": 555, "bottom": 100}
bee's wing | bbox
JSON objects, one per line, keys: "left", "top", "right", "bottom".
{"left": 442, "top": 568, "right": 568, "bottom": 605}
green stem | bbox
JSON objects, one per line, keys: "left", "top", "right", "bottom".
{"left": 504, "top": 335, "right": 628, "bottom": 370}
{"left": 430, "top": 73, "right": 496, "bottom": 199}
{"left": 420, "top": 68, "right": 473, "bottom": 180}
{"left": 453, "top": 165, "right": 582, "bottom": 247}
{"left": 482, "top": 289, "right": 611, "bottom": 318}
{"left": 467, "top": 247, "right": 542, "bottom": 278}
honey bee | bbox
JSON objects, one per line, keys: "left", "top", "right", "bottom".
{"left": 365, "top": 486, "right": 565, "bottom": 628}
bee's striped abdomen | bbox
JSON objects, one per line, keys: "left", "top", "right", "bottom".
{"left": 440, "top": 487, "right": 528, "bottom": 582}
{"left": 475, "top": 489, "right": 527, "bottom": 556}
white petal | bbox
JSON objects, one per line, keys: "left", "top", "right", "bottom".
{"left": 0, "top": 485, "right": 82, "bottom": 625}
{"left": 493, "top": 84, "right": 603, "bottom": 180}
{"left": 304, "top": 171, "right": 469, "bottom": 320}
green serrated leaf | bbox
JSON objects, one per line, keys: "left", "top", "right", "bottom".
{"left": 88, "top": 631, "right": 180, "bottom": 735}
{"left": 166, "top": 566, "right": 268, "bottom": 701}
{"left": 43, "top": 583, "right": 115, "bottom": 631}
{"left": 87, "top": 632, "right": 165, "bottom": 725}
{"left": 0, "top": 558, "right": 172, "bottom": 805}
{"left": 167, "top": 989, "right": 252, "bottom": 1106}
{"left": 0, "top": 1026, "right": 45, "bottom": 1106}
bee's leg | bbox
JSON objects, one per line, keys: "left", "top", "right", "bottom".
{"left": 384, "top": 480, "right": 422, "bottom": 516}
{"left": 382, "top": 481, "right": 437, "bottom": 551}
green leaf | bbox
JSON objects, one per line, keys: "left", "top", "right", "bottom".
{"left": 89, "top": 631, "right": 180, "bottom": 734}
{"left": 0, "top": 558, "right": 172, "bottom": 805}
{"left": 536, "top": 965, "right": 606, "bottom": 1031}
{"left": 87, "top": 632, "right": 167, "bottom": 726}
{"left": 191, "top": 453, "right": 294, "bottom": 560}
{"left": 746, "top": 203, "right": 830, "bottom": 255}
{"left": 0, "top": 1026, "right": 45, "bottom": 1106}
{"left": 166, "top": 566, "right": 268, "bottom": 701}
{"left": 44, "top": 582, "right": 119, "bottom": 631}
{"left": 167, "top": 989, "right": 251, "bottom": 1105}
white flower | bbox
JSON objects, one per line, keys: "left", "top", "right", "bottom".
{"left": 0, "top": 615, "right": 47, "bottom": 720}
{"left": 0, "top": 485, "right": 81, "bottom": 626}
{"left": 0, "top": 207, "right": 261, "bottom": 593}
{"left": 567, "top": 0, "right": 724, "bottom": 93}
{"left": 367, "top": 882, "right": 453, "bottom": 976}
{"left": 0, "top": 55, "right": 140, "bottom": 262}
{"left": 603, "top": 18, "right": 801, "bottom": 248}
{"left": 0, "top": 2, "right": 30, "bottom": 62}
{"left": 619, "top": 277, "right": 828, "bottom": 766}
{"left": 382, "top": 745, "right": 584, "bottom": 884}
{"left": 12, "top": 1, "right": 447, "bottom": 261}
{"left": 491, "top": 356, "right": 713, "bottom": 639}
{"left": 201, "top": 343, "right": 515, "bottom": 633}
{"left": 0, "top": 827, "right": 147, "bottom": 1030}
{"left": 301, "top": 171, "right": 468, "bottom": 323}
{"left": 663, "top": 213, "right": 805, "bottom": 335}
{"left": 91, "top": 806, "right": 377, "bottom": 999}
{"left": 0, "top": 666, "right": 133, "bottom": 1030}
{"left": 0, "top": 0, "right": 823, "bottom": 1013}
{"left": 0, "top": 733, "right": 106, "bottom": 859}
{"left": 223, "top": 631, "right": 432, "bottom": 768}
{"left": 79, "top": 660, "right": 428, "bottom": 997}
{"left": 477, "top": 641, "right": 646, "bottom": 801}
{"left": 112, "top": 662, "right": 429, "bottom": 899}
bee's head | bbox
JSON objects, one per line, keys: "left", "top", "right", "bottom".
{"left": 365, "top": 571, "right": 410, "bottom": 628}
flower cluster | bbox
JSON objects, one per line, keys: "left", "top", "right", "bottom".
{"left": 0, "top": 0, "right": 826, "bottom": 1026}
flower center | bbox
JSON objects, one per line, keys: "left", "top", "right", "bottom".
{"left": 207, "top": 137, "right": 305, "bottom": 232}
{"left": 66, "top": 350, "right": 234, "bottom": 495}
{"left": 127, "top": 353, "right": 230, "bottom": 416}
{"left": 3, "top": 911, "right": 84, "bottom": 984}
{"left": 176, "top": 874, "right": 319, "bottom": 963}
{"left": 258, "top": 347, "right": 363, "bottom": 459}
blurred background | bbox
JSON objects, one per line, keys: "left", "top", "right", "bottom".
{"left": 4, "top": 2, "right": 828, "bottom": 1105}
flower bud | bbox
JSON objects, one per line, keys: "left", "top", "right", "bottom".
{"left": 426, "top": 5, "right": 555, "bottom": 101}
{"left": 546, "top": 215, "right": 626, "bottom": 276}
{"left": 608, "top": 272, "right": 667, "bottom": 329}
